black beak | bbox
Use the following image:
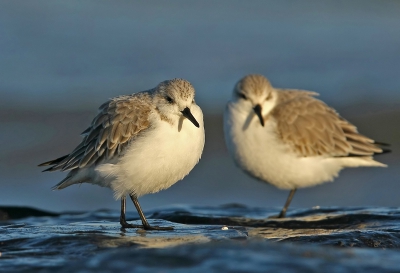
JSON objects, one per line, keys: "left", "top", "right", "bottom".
{"left": 181, "top": 107, "right": 200, "bottom": 128}
{"left": 253, "top": 104, "right": 264, "bottom": 127}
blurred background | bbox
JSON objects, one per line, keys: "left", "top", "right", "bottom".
{"left": 0, "top": 0, "right": 399, "bottom": 213}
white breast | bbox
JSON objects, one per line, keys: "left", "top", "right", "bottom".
{"left": 95, "top": 105, "right": 205, "bottom": 199}
{"left": 224, "top": 102, "right": 344, "bottom": 190}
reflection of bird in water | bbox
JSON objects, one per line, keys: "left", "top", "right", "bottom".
{"left": 40, "top": 79, "right": 205, "bottom": 230}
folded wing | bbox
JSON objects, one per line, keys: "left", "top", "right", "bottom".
{"left": 39, "top": 93, "right": 152, "bottom": 171}
{"left": 272, "top": 92, "right": 386, "bottom": 157}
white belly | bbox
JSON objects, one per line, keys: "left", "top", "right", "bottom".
{"left": 224, "top": 102, "right": 344, "bottom": 190}
{"left": 96, "top": 106, "right": 205, "bottom": 199}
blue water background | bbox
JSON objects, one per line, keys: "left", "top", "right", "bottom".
{"left": 0, "top": 0, "right": 399, "bottom": 212}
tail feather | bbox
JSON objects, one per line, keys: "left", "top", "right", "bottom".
{"left": 42, "top": 166, "right": 56, "bottom": 172}
{"left": 375, "top": 141, "right": 392, "bottom": 155}
{"left": 51, "top": 169, "right": 85, "bottom": 190}
{"left": 344, "top": 141, "right": 391, "bottom": 158}
{"left": 374, "top": 141, "right": 391, "bottom": 147}
{"left": 38, "top": 155, "right": 69, "bottom": 168}
{"left": 51, "top": 174, "right": 73, "bottom": 190}
{"left": 378, "top": 147, "right": 392, "bottom": 155}
{"left": 341, "top": 156, "right": 387, "bottom": 168}
{"left": 43, "top": 165, "right": 67, "bottom": 172}
{"left": 40, "top": 154, "right": 89, "bottom": 190}
{"left": 51, "top": 170, "right": 87, "bottom": 191}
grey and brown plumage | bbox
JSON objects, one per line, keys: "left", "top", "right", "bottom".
{"left": 39, "top": 78, "right": 205, "bottom": 230}
{"left": 224, "top": 74, "right": 389, "bottom": 218}
{"left": 40, "top": 93, "right": 152, "bottom": 174}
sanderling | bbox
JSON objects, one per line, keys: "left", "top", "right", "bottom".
{"left": 39, "top": 78, "right": 205, "bottom": 230}
{"left": 223, "top": 74, "right": 389, "bottom": 218}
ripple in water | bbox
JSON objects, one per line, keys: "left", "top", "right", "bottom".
{"left": 1, "top": 205, "right": 400, "bottom": 272}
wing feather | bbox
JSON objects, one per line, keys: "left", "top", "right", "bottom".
{"left": 96, "top": 126, "right": 109, "bottom": 149}
{"left": 41, "top": 93, "right": 152, "bottom": 172}
{"left": 93, "top": 114, "right": 110, "bottom": 128}
{"left": 62, "top": 154, "right": 83, "bottom": 171}
{"left": 97, "top": 144, "right": 106, "bottom": 157}
{"left": 272, "top": 93, "right": 385, "bottom": 157}
{"left": 85, "top": 125, "right": 102, "bottom": 144}
{"left": 79, "top": 144, "right": 96, "bottom": 168}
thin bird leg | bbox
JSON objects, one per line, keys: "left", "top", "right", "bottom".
{"left": 119, "top": 195, "right": 144, "bottom": 229}
{"left": 129, "top": 194, "right": 173, "bottom": 231}
{"left": 278, "top": 189, "right": 297, "bottom": 218}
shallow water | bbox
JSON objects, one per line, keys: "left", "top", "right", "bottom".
{"left": 2, "top": 205, "right": 400, "bottom": 272}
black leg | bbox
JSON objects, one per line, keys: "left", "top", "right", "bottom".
{"left": 119, "top": 195, "right": 144, "bottom": 229}
{"left": 278, "top": 189, "right": 297, "bottom": 218}
{"left": 268, "top": 189, "right": 297, "bottom": 219}
{"left": 129, "top": 194, "right": 173, "bottom": 231}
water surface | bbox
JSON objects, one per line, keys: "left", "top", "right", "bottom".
{"left": 2, "top": 205, "right": 400, "bottom": 272}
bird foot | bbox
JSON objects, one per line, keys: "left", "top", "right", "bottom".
{"left": 120, "top": 219, "right": 173, "bottom": 230}
{"left": 120, "top": 218, "right": 144, "bottom": 229}
{"left": 120, "top": 222, "right": 144, "bottom": 229}
{"left": 143, "top": 225, "right": 174, "bottom": 231}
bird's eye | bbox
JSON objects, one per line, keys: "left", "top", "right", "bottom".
{"left": 238, "top": 93, "right": 247, "bottom": 100}
{"left": 165, "top": 96, "right": 174, "bottom": 103}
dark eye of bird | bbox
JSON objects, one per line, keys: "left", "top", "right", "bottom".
{"left": 165, "top": 96, "right": 174, "bottom": 103}
{"left": 239, "top": 93, "right": 247, "bottom": 100}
